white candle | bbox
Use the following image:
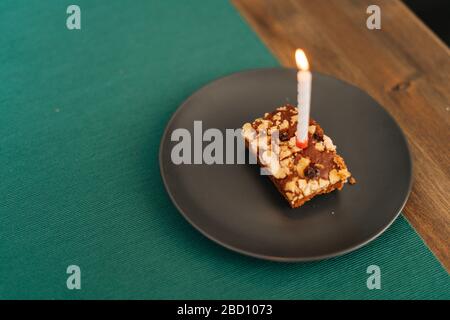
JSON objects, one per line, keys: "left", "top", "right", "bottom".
{"left": 295, "top": 49, "right": 312, "bottom": 149}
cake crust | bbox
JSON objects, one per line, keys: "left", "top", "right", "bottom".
{"left": 242, "top": 104, "right": 353, "bottom": 208}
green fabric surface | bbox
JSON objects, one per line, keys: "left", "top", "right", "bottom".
{"left": 0, "top": 0, "right": 448, "bottom": 299}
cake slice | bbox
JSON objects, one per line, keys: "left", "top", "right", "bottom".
{"left": 241, "top": 104, "right": 354, "bottom": 208}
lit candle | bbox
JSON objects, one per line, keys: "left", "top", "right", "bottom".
{"left": 295, "top": 49, "right": 312, "bottom": 149}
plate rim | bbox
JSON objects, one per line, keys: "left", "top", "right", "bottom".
{"left": 158, "top": 67, "right": 413, "bottom": 262}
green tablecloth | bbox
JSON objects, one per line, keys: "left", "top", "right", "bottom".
{"left": 1, "top": 0, "right": 448, "bottom": 299}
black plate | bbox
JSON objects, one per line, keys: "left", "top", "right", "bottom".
{"left": 159, "top": 68, "right": 412, "bottom": 261}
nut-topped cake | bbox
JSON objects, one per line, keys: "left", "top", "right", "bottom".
{"left": 242, "top": 104, "right": 354, "bottom": 208}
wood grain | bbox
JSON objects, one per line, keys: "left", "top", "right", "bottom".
{"left": 233, "top": 0, "right": 450, "bottom": 270}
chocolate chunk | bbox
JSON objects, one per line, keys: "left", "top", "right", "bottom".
{"left": 279, "top": 131, "right": 290, "bottom": 141}
{"left": 313, "top": 132, "right": 323, "bottom": 141}
{"left": 304, "top": 165, "right": 320, "bottom": 179}
{"left": 312, "top": 125, "right": 324, "bottom": 141}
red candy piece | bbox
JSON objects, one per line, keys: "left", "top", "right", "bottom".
{"left": 296, "top": 138, "right": 308, "bottom": 149}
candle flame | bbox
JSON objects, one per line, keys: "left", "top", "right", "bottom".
{"left": 295, "top": 49, "right": 309, "bottom": 71}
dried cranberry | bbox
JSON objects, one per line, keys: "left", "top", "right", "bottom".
{"left": 304, "top": 166, "right": 319, "bottom": 179}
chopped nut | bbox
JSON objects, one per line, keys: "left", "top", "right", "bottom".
{"left": 242, "top": 123, "right": 256, "bottom": 140}
{"left": 292, "top": 146, "right": 301, "bottom": 153}
{"left": 297, "top": 179, "right": 307, "bottom": 192}
{"left": 279, "top": 120, "right": 289, "bottom": 130}
{"left": 279, "top": 146, "right": 292, "bottom": 160}
{"left": 285, "top": 177, "right": 299, "bottom": 193}
{"left": 308, "top": 125, "right": 316, "bottom": 134}
{"left": 349, "top": 176, "right": 356, "bottom": 184}
{"left": 323, "top": 135, "right": 336, "bottom": 151}
{"left": 243, "top": 123, "right": 252, "bottom": 130}
{"left": 273, "top": 167, "right": 288, "bottom": 179}
{"left": 319, "top": 179, "right": 330, "bottom": 188}
{"left": 288, "top": 137, "right": 296, "bottom": 148}
{"left": 271, "top": 141, "right": 280, "bottom": 154}
{"left": 257, "top": 122, "right": 268, "bottom": 132}
{"left": 256, "top": 134, "right": 269, "bottom": 151}
{"left": 296, "top": 157, "right": 311, "bottom": 177}
{"left": 338, "top": 168, "right": 351, "bottom": 180}
{"left": 273, "top": 113, "right": 281, "bottom": 121}
{"left": 302, "top": 183, "right": 312, "bottom": 196}
{"left": 333, "top": 155, "right": 346, "bottom": 169}
{"left": 329, "top": 169, "right": 340, "bottom": 184}
{"left": 243, "top": 130, "right": 256, "bottom": 140}
{"left": 259, "top": 150, "right": 273, "bottom": 166}
{"left": 262, "top": 150, "right": 290, "bottom": 179}
{"left": 290, "top": 115, "right": 298, "bottom": 125}
{"left": 280, "top": 157, "right": 291, "bottom": 168}
{"left": 315, "top": 141, "right": 325, "bottom": 151}
{"left": 309, "top": 180, "right": 320, "bottom": 192}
